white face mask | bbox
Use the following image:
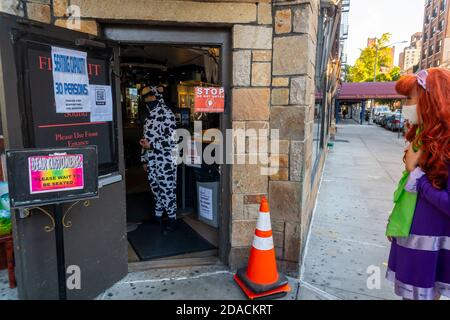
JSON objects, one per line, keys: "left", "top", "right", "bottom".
{"left": 402, "top": 104, "right": 419, "bottom": 125}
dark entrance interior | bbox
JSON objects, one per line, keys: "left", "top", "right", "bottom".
{"left": 119, "top": 44, "right": 221, "bottom": 262}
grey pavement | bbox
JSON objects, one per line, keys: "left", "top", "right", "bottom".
{"left": 300, "top": 120, "right": 406, "bottom": 300}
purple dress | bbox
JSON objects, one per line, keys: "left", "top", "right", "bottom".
{"left": 387, "top": 167, "right": 450, "bottom": 300}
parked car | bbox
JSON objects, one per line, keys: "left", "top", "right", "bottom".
{"left": 384, "top": 113, "right": 404, "bottom": 131}
{"left": 372, "top": 106, "right": 390, "bottom": 124}
{"left": 379, "top": 112, "right": 394, "bottom": 127}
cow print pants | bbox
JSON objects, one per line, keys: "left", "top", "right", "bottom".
{"left": 146, "top": 149, "right": 177, "bottom": 219}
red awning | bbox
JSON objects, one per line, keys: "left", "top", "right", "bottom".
{"left": 337, "top": 82, "right": 405, "bottom": 100}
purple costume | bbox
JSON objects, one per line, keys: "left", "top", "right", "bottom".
{"left": 387, "top": 166, "right": 450, "bottom": 300}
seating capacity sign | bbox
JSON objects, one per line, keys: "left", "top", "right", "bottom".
{"left": 194, "top": 87, "right": 225, "bottom": 113}
{"left": 51, "top": 46, "right": 90, "bottom": 113}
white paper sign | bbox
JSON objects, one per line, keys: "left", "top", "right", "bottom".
{"left": 186, "top": 141, "right": 202, "bottom": 168}
{"left": 52, "top": 46, "right": 90, "bottom": 113}
{"left": 198, "top": 186, "right": 213, "bottom": 221}
{"left": 89, "top": 85, "right": 113, "bottom": 122}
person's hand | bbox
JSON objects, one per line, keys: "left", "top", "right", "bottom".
{"left": 139, "top": 138, "right": 151, "bottom": 150}
{"left": 405, "top": 143, "right": 422, "bottom": 172}
{"left": 387, "top": 236, "right": 393, "bottom": 242}
{"left": 142, "top": 164, "right": 148, "bottom": 172}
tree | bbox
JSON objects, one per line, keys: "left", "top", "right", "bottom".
{"left": 346, "top": 33, "right": 399, "bottom": 83}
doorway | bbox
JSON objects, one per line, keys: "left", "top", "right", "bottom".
{"left": 118, "top": 43, "right": 226, "bottom": 264}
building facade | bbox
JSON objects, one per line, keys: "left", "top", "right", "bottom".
{"left": 339, "top": 0, "right": 350, "bottom": 80}
{"left": 399, "top": 32, "right": 422, "bottom": 74}
{"left": 421, "top": 0, "right": 449, "bottom": 69}
{"left": 0, "top": 0, "right": 343, "bottom": 299}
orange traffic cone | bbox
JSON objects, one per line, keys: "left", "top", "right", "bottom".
{"left": 233, "top": 196, "right": 291, "bottom": 300}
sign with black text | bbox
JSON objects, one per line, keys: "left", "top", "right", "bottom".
{"left": 6, "top": 147, "right": 98, "bottom": 208}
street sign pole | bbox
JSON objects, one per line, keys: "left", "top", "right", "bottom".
{"left": 54, "top": 203, "right": 67, "bottom": 300}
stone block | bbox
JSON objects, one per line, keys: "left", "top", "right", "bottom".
{"left": 53, "top": 0, "right": 68, "bottom": 17}
{"left": 269, "top": 181, "right": 302, "bottom": 221}
{"left": 231, "top": 220, "right": 257, "bottom": 247}
{"left": 246, "top": 136, "right": 269, "bottom": 154}
{"left": 269, "top": 154, "right": 289, "bottom": 168}
{"left": 290, "top": 76, "right": 311, "bottom": 105}
{"left": 232, "top": 193, "right": 244, "bottom": 220}
{"left": 27, "top": 2, "right": 51, "bottom": 23}
{"left": 272, "top": 77, "right": 290, "bottom": 87}
{"left": 243, "top": 194, "right": 266, "bottom": 205}
{"left": 233, "top": 25, "right": 272, "bottom": 49}
{"left": 257, "top": 3, "right": 272, "bottom": 24}
{"left": 270, "top": 106, "right": 305, "bottom": 140}
{"left": 269, "top": 168, "right": 289, "bottom": 181}
{"left": 243, "top": 204, "right": 260, "bottom": 220}
{"left": 275, "top": 9, "right": 292, "bottom": 34}
{"left": 293, "top": 4, "right": 313, "bottom": 34}
{"left": 232, "top": 88, "right": 270, "bottom": 121}
{"left": 284, "top": 222, "right": 301, "bottom": 261}
{"left": 246, "top": 121, "right": 269, "bottom": 134}
{"left": 0, "top": 0, "right": 24, "bottom": 16}
{"left": 252, "top": 50, "right": 272, "bottom": 62}
{"left": 233, "top": 50, "right": 251, "bottom": 86}
{"left": 251, "top": 62, "right": 271, "bottom": 87}
{"left": 232, "top": 159, "right": 268, "bottom": 194}
{"left": 229, "top": 247, "right": 251, "bottom": 271}
{"left": 290, "top": 140, "right": 304, "bottom": 181}
{"left": 273, "top": 35, "right": 310, "bottom": 76}
{"left": 272, "top": 219, "right": 285, "bottom": 233}
{"left": 271, "top": 88, "right": 289, "bottom": 105}
{"left": 72, "top": 0, "right": 257, "bottom": 24}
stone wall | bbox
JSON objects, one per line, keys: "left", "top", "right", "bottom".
{"left": 0, "top": 0, "right": 326, "bottom": 277}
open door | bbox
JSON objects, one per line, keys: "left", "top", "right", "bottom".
{"left": 0, "top": 13, "right": 127, "bottom": 299}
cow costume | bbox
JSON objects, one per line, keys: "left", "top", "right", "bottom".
{"left": 140, "top": 86, "right": 178, "bottom": 225}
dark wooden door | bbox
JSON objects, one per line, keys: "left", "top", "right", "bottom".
{"left": 0, "top": 13, "right": 127, "bottom": 299}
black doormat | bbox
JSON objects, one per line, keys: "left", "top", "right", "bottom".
{"left": 127, "top": 220, "right": 216, "bottom": 261}
{"left": 126, "top": 192, "right": 155, "bottom": 223}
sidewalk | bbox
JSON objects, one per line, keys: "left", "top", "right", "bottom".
{"left": 300, "top": 121, "right": 405, "bottom": 300}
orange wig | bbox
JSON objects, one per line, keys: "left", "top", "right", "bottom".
{"left": 396, "top": 68, "right": 450, "bottom": 189}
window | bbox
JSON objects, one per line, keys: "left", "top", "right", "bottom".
{"left": 433, "top": 7, "right": 438, "bottom": 18}
{"left": 430, "top": 44, "right": 435, "bottom": 55}
{"left": 436, "top": 59, "right": 441, "bottom": 66}
{"left": 441, "top": 0, "right": 447, "bottom": 11}
{"left": 439, "top": 19, "right": 445, "bottom": 31}
{"left": 437, "top": 39, "right": 442, "bottom": 52}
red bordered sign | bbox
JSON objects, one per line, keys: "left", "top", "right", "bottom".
{"left": 194, "top": 87, "right": 225, "bottom": 113}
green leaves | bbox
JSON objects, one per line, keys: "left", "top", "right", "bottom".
{"left": 346, "top": 33, "right": 399, "bottom": 83}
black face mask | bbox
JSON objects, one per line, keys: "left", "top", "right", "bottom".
{"left": 146, "top": 100, "right": 159, "bottom": 110}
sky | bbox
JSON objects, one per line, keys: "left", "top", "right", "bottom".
{"left": 346, "top": 0, "right": 425, "bottom": 66}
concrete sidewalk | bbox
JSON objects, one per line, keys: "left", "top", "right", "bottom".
{"left": 300, "top": 121, "right": 405, "bottom": 300}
